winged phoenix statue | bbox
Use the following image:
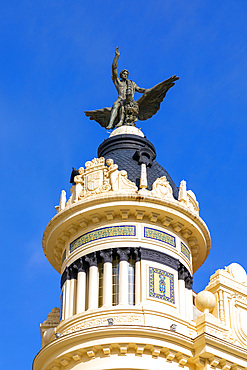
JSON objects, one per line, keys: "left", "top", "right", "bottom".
{"left": 85, "top": 47, "right": 179, "bottom": 129}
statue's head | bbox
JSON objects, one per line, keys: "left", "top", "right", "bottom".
{"left": 120, "top": 69, "right": 129, "bottom": 80}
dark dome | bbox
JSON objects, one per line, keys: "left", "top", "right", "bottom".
{"left": 98, "top": 133, "right": 179, "bottom": 199}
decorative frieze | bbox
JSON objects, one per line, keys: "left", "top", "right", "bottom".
{"left": 140, "top": 247, "right": 179, "bottom": 271}
{"left": 181, "top": 242, "right": 191, "bottom": 261}
{"left": 70, "top": 225, "right": 136, "bottom": 253}
{"left": 144, "top": 227, "right": 176, "bottom": 247}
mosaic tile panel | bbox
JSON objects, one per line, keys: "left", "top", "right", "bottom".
{"left": 144, "top": 227, "right": 176, "bottom": 247}
{"left": 149, "top": 267, "right": 175, "bottom": 304}
{"left": 70, "top": 225, "right": 136, "bottom": 253}
{"left": 181, "top": 242, "right": 190, "bottom": 261}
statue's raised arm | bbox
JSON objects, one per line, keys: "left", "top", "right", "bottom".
{"left": 112, "top": 47, "right": 120, "bottom": 83}
{"left": 84, "top": 48, "right": 179, "bottom": 130}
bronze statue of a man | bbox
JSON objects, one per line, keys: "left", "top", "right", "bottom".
{"left": 107, "top": 47, "right": 146, "bottom": 129}
{"left": 85, "top": 47, "right": 179, "bottom": 130}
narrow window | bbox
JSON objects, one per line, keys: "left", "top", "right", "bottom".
{"left": 98, "top": 261, "right": 103, "bottom": 307}
{"left": 112, "top": 257, "right": 119, "bottom": 306}
{"left": 128, "top": 257, "right": 135, "bottom": 305}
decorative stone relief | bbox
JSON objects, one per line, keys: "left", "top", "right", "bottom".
{"left": 61, "top": 314, "right": 142, "bottom": 335}
{"left": 63, "top": 157, "right": 138, "bottom": 207}
{"left": 178, "top": 180, "right": 199, "bottom": 214}
{"left": 151, "top": 176, "right": 174, "bottom": 199}
{"left": 106, "top": 158, "right": 138, "bottom": 192}
{"left": 40, "top": 307, "right": 60, "bottom": 347}
{"left": 229, "top": 294, "right": 247, "bottom": 348}
{"left": 204, "top": 264, "right": 247, "bottom": 348}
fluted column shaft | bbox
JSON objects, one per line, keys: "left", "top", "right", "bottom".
{"left": 68, "top": 265, "right": 77, "bottom": 317}
{"left": 118, "top": 248, "right": 130, "bottom": 305}
{"left": 178, "top": 264, "right": 186, "bottom": 318}
{"left": 185, "top": 273, "right": 193, "bottom": 320}
{"left": 64, "top": 268, "right": 71, "bottom": 320}
{"left": 85, "top": 252, "right": 98, "bottom": 310}
{"left": 100, "top": 249, "right": 113, "bottom": 307}
{"left": 76, "top": 258, "right": 86, "bottom": 313}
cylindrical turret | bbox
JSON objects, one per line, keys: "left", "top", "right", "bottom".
{"left": 34, "top": 127, "right": 211, "bottom": 370}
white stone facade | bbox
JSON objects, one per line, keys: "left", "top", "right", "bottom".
{"left": 34, "top": 129, "right": 247, "bottom": 370}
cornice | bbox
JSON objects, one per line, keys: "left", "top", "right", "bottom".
{"left": 33, "top": 326, "right": 247, "bottom": 370}
{"left": 194, "top": 332, "right": 247, "bottom": 362}
{"left": 43, "top": 192, "right": 210, "bottom": 273}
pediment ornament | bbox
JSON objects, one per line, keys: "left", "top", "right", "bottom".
{"left": 151, "top": 176, "right": 174, "bottom": 199}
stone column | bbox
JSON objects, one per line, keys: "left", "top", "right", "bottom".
{"left": 134, "top": 248, "right": 141, "bottom": 305}
{"left": 100, "top": 249, "right": 113, "bottom": 307}
{"left": 61, "top": 286, "right": 65, "bottom": 320}
{"left": 68, "top": 265, "right": 77, "bottom": 317}
{"left": 178, "top": 263, "right": 186, "bottom": 318}
{"left": 76, "top": 258, "right": 86, "bottom": 314}
{"left": 64, "top": 267, "right": 71, "bottom": 320}
{"left": 117, "top": 248, "right": 130, "bottom": 305}
{"left": 85, "top": 252, "right": 98, "bottom": 310}
{"left": 185, "top": 273, "right": 193, "bottom": 321}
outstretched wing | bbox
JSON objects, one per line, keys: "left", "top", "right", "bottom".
{"left": 137, "top": 75, "right": 179, "bottom": 121}
{"left": 84, "top": 107, "right": 112, "bottom": 128}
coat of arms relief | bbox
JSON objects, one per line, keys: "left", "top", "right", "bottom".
{"left": 56, "top": 158, "right": 199, "bottom": 216}
{"left": 67, "top": 157, "right": 138, "bottom": 204}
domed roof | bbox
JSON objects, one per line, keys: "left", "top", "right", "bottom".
{"left": 98, "top": 129, "right": 179, "bottom": 199}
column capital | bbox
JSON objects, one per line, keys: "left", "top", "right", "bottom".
{"left": 85, "top": 252, "right": 98, "bottom": 267}
{"left": 185, "top": 274, "right": 193, "bottom": 290}
{"left": 178, "top": 263, "right": 186, "bottom": 280}
{"left": 100, "top": 249, "right": 113, "bottom": 263}
{"left": 133, "top": 247, "right": 141, "bottom": 262}
{"left": 77, "top": 257, "right": 86, "bottom": 273}
{"left": 69, "top": 264, "right": 78, "bottom": 279}
{"left": 117, "top": 248, "right": 130, "bottom": 262}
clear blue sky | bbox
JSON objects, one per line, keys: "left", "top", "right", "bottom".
{"left": 1, "top": 1, "right": 247, "bottom": 368}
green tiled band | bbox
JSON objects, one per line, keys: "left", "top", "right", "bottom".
{"left": 144, "top": 227, "right": 176, "bottom": 247}
{"left": 70, "top": 225, "right": 136, "bottom": 253}
{"left": 181, "top": 242, "right": 190, "bottom": 260}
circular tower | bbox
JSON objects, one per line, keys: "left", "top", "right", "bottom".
{"left": 34, "top": 126, "right": 211, "bottom": 370}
